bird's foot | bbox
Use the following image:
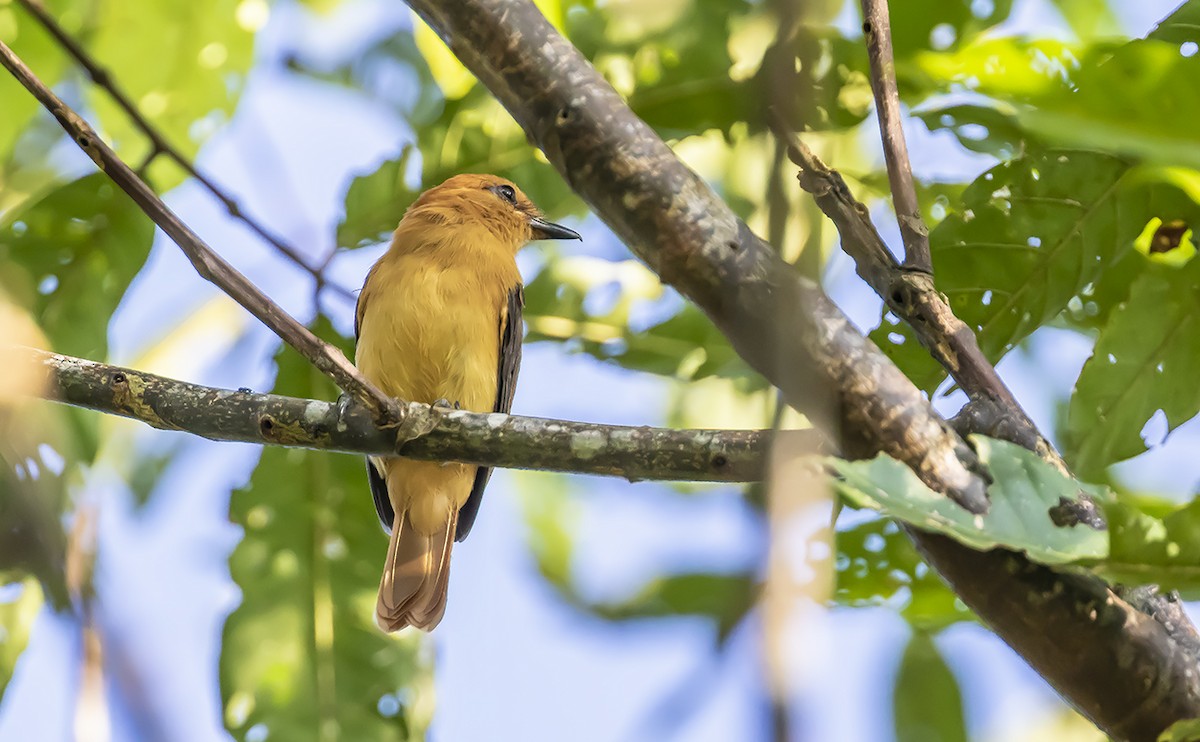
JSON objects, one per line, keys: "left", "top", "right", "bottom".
{"left": 430, "top": 398, "right": 461, "bottom": 411}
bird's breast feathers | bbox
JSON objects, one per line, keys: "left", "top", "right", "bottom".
{"left": 355, "top": 248, "right": 519, "bottom": 412}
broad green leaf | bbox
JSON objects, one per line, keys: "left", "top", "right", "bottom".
{"left": 835, "top": 518, "right": 971, "bottom": 629}
{"left": 831, "top": 436, "right": 1108, "bottom": 565}
{"left": 870, "top": 151, "right": 1190, "bottom": 391}
{"left": 87, "top": 0, "right": 255, "bottom": 189}
{"left": 337, "top": 147, "right": 417, "bottom": 250}
{"left": 221, "top": 320, "right": 430, "bottom": 742}
{"left": 1067, "top": 256, "right": 1200, "bottom": 479}
{"left": 0, "top": 0, "right": 85, "bottom": 164}
{"left": 1098, "top": 495, "right": 1200, "bottom": 598}
{"left": 0, "top": 174, "right": 154, "bottom": 360}
{"left": 0, "top": 578, "right": 42, "bottom": 703}
{"left": 915, "top": 103, "right": 1036, "bottom": 159}
{"left": 893, "top": 632, "right": 967, "bottom": 742}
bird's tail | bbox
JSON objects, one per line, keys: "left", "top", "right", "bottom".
{"left": 376, "top": 466, "right": 459, "bottom": 632}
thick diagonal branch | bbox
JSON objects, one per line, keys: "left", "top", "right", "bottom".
{"left": 0, "top": 40, "right": 400, "bottom": 425}
{"left": 21, "top": 347, "right": 798, "bottom": 483}
{"left": 405, "top": 1, "right": 1200, "bottom": 737}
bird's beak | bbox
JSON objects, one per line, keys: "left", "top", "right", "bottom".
{"left": 529, "top": 216, "right": 581, "bottom": 241}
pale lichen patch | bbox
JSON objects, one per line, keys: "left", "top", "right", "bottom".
{"left": 571, "top": 429, "right": 605, "bottom": 460}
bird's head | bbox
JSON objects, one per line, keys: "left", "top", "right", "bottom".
{"left": 403, "top": 173, "right": 580, "bottom": 251}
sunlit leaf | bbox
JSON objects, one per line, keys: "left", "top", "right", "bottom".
{"left": 831, "top": 437, "right": 1108, "bottom": 565}
{"left": 221, "top": 319, "right": 430, "bottom": 742}
{"left": 87, "top": 0, "right": 255, "bottom": 188}
{"left": 893, "top": 632, "right": 967, "bottom": 742}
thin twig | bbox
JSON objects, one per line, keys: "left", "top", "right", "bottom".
{"left": 13, "top": 0, "right": 355, "bottom": 302}
{"left": 0, "top": 39, "right": 401, "bottom": 424}
{"left": 23, "top": 347, "right": 818, "bottom": 482}
{"left": 859, "top": 0, "right": 932, "bottom": 274}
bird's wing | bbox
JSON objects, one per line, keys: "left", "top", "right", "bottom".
{"left": 355, "top": 268, "right": 398, "bottom": 533}
{"left": 455, "top": 284, "right": 524, "bottom": 542}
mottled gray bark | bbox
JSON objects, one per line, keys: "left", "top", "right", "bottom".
{"left": 27, "top": 348, "right": 798, "bottom": 483}
{"left": 404, "top": 1, "right": 1200, "bottom": 738}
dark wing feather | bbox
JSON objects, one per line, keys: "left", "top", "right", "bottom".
{"left": 367, "top": 459, "right": 395, "bottom": 533}
{"left": 455, "top": 285, "right": 523, "bottom": 542}
{"left": 355, "top": 270, "right": 397, "bottom": 532}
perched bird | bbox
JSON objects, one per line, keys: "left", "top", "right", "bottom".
{"left": 355, "top": 174, "right": 580, "bottom": 631}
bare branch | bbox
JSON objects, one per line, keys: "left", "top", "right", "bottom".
{"left": 859, "top": 0, "right": 932, "bottom": 274}
{"left": 0, "top": 39, "right": 402, "bottom": 425}
{"left": 11, "top": 0, "right": 355, "bottom": 301}
{"left": 766, "top": 114, "right": 1051, "bottom": 453}
{"left": 406, "top": 1, "right": 1200, "bottom": 736}
{"left": 22, "top": 347, "right": 804, "bottom": 483}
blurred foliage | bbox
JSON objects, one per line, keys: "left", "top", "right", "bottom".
{"left": 893, "top": 631, "right": 968, "bottom": 742}
{"left": 221, "top": 319, "right": 431, "bottom": 742}
{"left": 834, "top": 517, "right": 971, "bottom": 629}
{"left": 1096, "top": 493, "right": 1200, "bottom": 598}
{"left": 0, "top": 578, "right": 42, "bottom": 701}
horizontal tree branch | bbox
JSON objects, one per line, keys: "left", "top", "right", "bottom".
{"left": 407, "top": 1, "right": 1200, "bottom": 737}
{"left": 0, "top": 39, "right": 401, "bottom": 425}
{"left": 21, "top": 347, "right": 806, "bottom": 483}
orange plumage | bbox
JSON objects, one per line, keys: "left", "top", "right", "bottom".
{"left": 354, "top": 173, "right": 579, "bottom": 631}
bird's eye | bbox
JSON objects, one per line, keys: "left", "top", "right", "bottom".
{"left": 494, "top": 184, "right": 517, "bottom": 205}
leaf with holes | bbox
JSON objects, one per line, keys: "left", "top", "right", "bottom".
{"left": 1067, "top": 257, "right": 1200, "bottom": 479}
{"left": 221, "top": 318, "right": 430, "bottom": 742}
{"left": 870, "top": 150, "right": 1183, "bottom": 391}
{"left": 831, "top": 436, "right": 1108, "bottom": 565}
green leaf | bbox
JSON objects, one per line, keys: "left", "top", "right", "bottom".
{"left": 221, "top": 319, "right": 430, "bottom": 742}
{"left": 0, "top": 0, "right": 84, "bottom": 164}
{"left": 893, "top": 632, "right": 967, "bottom": 742}
{"left": 835, "top": 518, "right": 971, "bottom": 629}
{"left": 1098, "top": 496, "right": 1200, "bottom": 598}
{"left": 831, "top": 436, "right": 1108, "bottom": 565}
{"left": 0, "top": 174, "right": 154, "bottom": 360}
{"left": 1067, "top": 256, "right": 1200, "bottom": 479}
{"left": 337, "top": 147, "right": 417, "bottom": 250}
{"left": 1160, "top": 717, "right": 1200, "bottom": 742}
{"left": 86, "top": 0, "right": 255, "bottom": 189}
{"left": 1049, "top": 0, "right": 1121, "bottom": 40}
{"left": 870, "top": 150, "right": 1175, "bottom": 391}
{"left": 0, "top": 578, "right": 42, "bottom": 704}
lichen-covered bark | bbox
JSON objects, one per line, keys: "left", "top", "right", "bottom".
{"left": 28, "top": 348, "right": 793, "bottom": 483}
{"left": 405, "top": 1, "right": 1200, "bottom": 737}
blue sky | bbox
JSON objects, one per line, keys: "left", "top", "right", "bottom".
{"left": 1, "top": 1, "right": 1196, "bottom": 741}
